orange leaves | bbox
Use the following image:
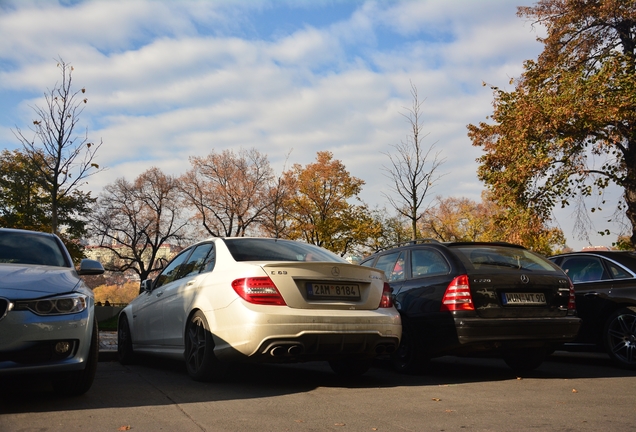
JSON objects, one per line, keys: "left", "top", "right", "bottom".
{"left": 284, "top": 151, "right": 376, "bottom": 256}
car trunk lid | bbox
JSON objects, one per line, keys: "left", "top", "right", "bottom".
{"left": 468, "top": 270, "right": 571, "bottom": 318}
{"left": 260, "top": 262, "right": 387, "bottom": 310}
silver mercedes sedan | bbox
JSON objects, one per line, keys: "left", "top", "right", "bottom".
{"left": 118, "top": 237, "right": 401, "bottom": 381}
{"left": 0, "top": 228, "right": 104, "bottom": 396}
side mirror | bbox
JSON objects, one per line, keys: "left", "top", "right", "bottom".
{"left": 77, "top": 259, "right": 105, "bottom": 276}
{"left": 139, "top": 279, "right": 153, "bottom": 294}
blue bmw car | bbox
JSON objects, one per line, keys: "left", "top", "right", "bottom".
{"left": 0, "top": 228, "right": 104, "bottom": 396}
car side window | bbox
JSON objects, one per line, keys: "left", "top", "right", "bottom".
{"left": 178, "top": 243, "right": 214, "bottom": 279}
{"left": 411, "top": 248, "right": 449, "bottom": 277}
{"left": 375, "top": 252, "right": 405, "bottom": 282}
{"left": 359, "top": 258, "right": 374, "bottom": 267}
{"left": 154, "top": 248, "right": 192, "bottom": 289}
{"left": 606, "top": 260, "right": 632, "bottom": 280}
{"left": 560, "top": 256, "right": 607, "bottom": 282}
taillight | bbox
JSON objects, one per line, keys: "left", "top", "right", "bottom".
{"left": 440, "top": 275, "right": 474, "bottom": 311}
{"left": 231, "top": 277, "right": 287, "bottom": 306}
{"left": 379, "top": 282, "right": 393, "bottom": 308}
{"left": 567, "top": 280, "right": 576, "bottom": 315}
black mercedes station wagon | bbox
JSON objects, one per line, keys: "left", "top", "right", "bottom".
{"left": 360, "top": 240, "right": 581, "bottom": 373}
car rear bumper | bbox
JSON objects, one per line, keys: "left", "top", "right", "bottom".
{"left": 208, "top": 305, "right": 402, "bottom": 362}
{"left": 455, "top": 316, "right": 582, "bottom": 345}
{"left": 0, "top": 310, "right": 94, "bottom": 374}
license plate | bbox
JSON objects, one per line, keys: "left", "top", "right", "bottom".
{"left": 502, "top": 292, "right": 546, "bottom": 305}
{"left": 307, "top": 283, "right": 360, "bottom": 299}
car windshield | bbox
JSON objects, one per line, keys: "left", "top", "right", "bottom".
{"left": 0, "top": 231, "right": 68, "bottom": 267}
{"left": 452, "top": 245, "right": 558, "bottom": 272}
{"left": 224, "top": 238, "right": 347, "bottom": 263}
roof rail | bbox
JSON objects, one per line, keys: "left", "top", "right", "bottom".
{"left": 376, "top": 238, "right": 441, "bottom": 252}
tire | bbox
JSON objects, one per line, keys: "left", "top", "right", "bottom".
{"left": 503, "top": 347, "right": 546, "bottom": 373}
{"left": 53, "top": 319, "right": 98, "bottom": 397}
{"left": 603, "top": 306, "right": 636, "bottom": 369}
{"left": 118, "top": 314, "right": 136, "bottom": 365}
{"left": 328, "top": 357, "right": 372, "bottom": 377}
{"left": 184, "top": 311, "right": 228, "bottom": 381}
{"left": 390, "top": 326, "right": 428, "bottom": 375}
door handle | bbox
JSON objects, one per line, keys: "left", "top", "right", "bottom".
{"left": 155, "top": 291, "right": 164, "bottom": 297}
{"left": 583, "top": 292, "right": 599, "bottom": 297}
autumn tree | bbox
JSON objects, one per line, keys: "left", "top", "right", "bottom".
{"left": 284, "top": 151, "right": 380, "bottom": 256}
{"left": 420, "top": 196, "right": 498, "bottom": 242}
{"left": 180, "top": 148, "right": 273, "bottom": 237}
{"left": 418, "top": 194, "right": 565, "bottom": 254}
{"left": 258, "top": 153, "right": 294, "bottom": 238}
{"left": 468, "top": 1, "right": 636, "bottom": 248}
{"left": 383, "top": 82, "right": 445, "bottom": 241}
{"left": 12, "top": 59, "right": 102, "bottom": 238}
{"left": 365, "top": 209, "right": 411, "bottom": 252}
{"left": 89, "top": 167, "right": 189, "bottom": 281}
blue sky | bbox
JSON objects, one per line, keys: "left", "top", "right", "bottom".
{"left": 0, "top": 0, "right": 623, "bottom": 249}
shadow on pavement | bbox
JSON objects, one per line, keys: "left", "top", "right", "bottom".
{"left": 1, "top": 350, "right": 634, "bottom": 414}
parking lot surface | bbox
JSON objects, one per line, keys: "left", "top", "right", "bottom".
{"left": 2, "top": 349, "right": 636, "bottom": 432}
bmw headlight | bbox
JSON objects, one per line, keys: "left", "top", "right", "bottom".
{"left": 14, "top": 294, "right": 88, "bottom": 316}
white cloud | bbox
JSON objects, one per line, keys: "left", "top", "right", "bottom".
{"left": 0, "top": 0, "right": 617, "bottom": 250}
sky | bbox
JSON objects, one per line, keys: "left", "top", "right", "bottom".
{"left": 0, "top": 0, "right": 625, "bottom": 250}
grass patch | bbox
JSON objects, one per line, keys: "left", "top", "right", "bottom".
{"left": 98, "top": 314, "right": 119, "bottom": 331}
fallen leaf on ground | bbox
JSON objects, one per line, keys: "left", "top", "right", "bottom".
{"left": 572, "top": 389, "right": 578, "bottom": 393}
{"left": 117, "top": 427, "right": 131, "bottom": 431}
{"left": 432, "top": 398, "right": 441, "bottom": 402}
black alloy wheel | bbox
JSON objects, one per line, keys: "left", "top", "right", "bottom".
{"left": 184, "top": 310, "right": 227, "bottom": 381}
{"left": 118, "top": 314, "right": 136, "bottom": 365}
{"left": 604, "top": 306, "right": 636, "bottom": 369}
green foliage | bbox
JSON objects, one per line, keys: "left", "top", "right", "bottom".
{"left": 0, "top": 149, "right": 93, "bottom": 262}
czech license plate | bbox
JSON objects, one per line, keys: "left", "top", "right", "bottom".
{"left": 307, "top": 283, "right": 360, "bottom": 299}
{"left": 502, "top": 292, "right": 546, "bottom": 305}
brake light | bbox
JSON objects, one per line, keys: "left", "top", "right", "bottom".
{"left": 379, "top": 282, "right": 393, "bottom": 308}
{"left": 232, "top": 277, "right": 287, "bottom": 306}
{"left": 567, "top": 280, "right": 576, "bottom": 315}
{"left": 440, "top": 275, "right": 474, "bottom": 311}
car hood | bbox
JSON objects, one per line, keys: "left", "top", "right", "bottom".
{"left": 0, "top": 264, "right": 81, "bottom": 300}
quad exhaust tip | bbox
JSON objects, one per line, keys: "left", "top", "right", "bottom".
{"left": 270, "top": 344, "right": 304, "bottom": 357}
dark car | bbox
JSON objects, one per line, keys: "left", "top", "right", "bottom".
{"left": 549, "top": 250, "right": 636, "bottom": 369}
{"left": 360, "top": 240, "right": 581, "bottom": 373}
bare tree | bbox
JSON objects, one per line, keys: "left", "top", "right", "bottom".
{"left": 180, "top": 148, "right": 273, "bottom": 237}
{"left": 383, "top": 82, "right": 445, "bottom": 240}
{"left": 259, "top": 150, "right": 293, "bottom": 238}
{"left": 12, "top": 58, "right": 103, "bottom": 235}
{"left": 90, "top": 168, "right": 189, "bottom": 281}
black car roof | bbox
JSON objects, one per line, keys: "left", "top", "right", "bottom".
{"left": 552, "top": 250, "right": 636, "bottom": 269}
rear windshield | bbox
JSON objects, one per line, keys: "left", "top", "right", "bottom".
{"left": 0, "top": 231, "right": 69, "bottom": 267}
{"left": 452, "top": 245, "right": 559, "bottom": 272}
{"left": 223, "top": 238, "right": 348, "bottom": 263}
